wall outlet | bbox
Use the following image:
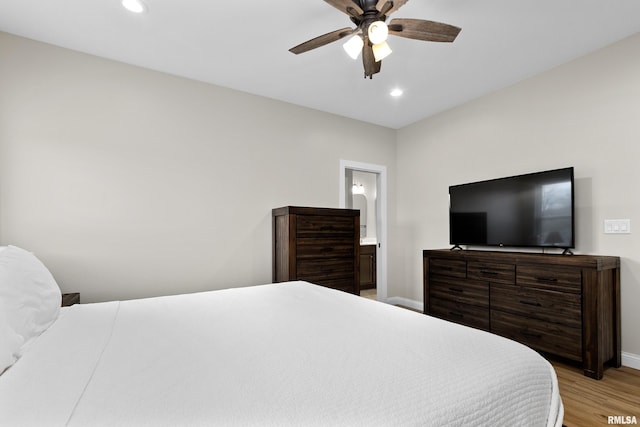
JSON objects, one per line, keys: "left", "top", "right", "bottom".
{"left": 604, "top": 219, "right": 631, "bottom": 234}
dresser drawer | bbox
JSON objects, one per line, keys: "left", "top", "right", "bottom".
{"left": 491, "top": 284, "right": 581, "bottom": 328}
{"left": 296, "top": 238, "right": 355, "bottom": 259}
{"left": 467, "top": 262, "right": 515, "bottom": 284}
{"left": 430, "top": 298, "right": 490, "bottom": 331}
{"left": 430, "top": 258, "right": 466, "bottom": 279}
{"left": 296, "top": 215, "right": 355, "bottom": 237}
{"left": 430, "top": 277, "right": 489, "bottom": 308}
{"left": 517, "top": 265, "right": 582, "bottom": 293}
{"left": 296, "top": 258, "right": 354, "bottom": 282}
{"left": 311, "top": 278, "right": 357, "bottom": 293}
{"left": 491, "top": 310, "right": 582, "bottom": 361}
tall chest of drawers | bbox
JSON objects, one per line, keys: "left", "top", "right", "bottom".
{"left": 423, "top": 249, "right": 621, "bottom": 379}
{"left": 273, "top": 206, "right": 360, "bottom": 294}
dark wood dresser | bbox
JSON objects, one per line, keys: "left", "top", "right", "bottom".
{"left": 273, "top": 206, "right": 360, "bottom": 294}
{"left": 423, "top": 249, "right": 621, "bottom": 379}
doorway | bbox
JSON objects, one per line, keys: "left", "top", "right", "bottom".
{"left": 339, "top": 160, "right": 387, "bottom": 302}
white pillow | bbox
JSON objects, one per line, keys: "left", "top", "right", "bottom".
{"left": 0, "top": 302, "right": 24, "bottom": 374}
{"left": 0, "top": 246, "right": 61, "bottom": 347}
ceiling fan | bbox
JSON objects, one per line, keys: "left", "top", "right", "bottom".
{"left": 289, "top": 0, "right": 461, "bottom": 79}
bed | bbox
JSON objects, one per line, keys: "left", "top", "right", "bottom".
{"left": 1, "top": 245, "right": 563, "bottom": 426}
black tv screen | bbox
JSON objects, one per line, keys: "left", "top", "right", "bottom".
{"left": 449, "top": 167, "right": 575, "bottom": 249}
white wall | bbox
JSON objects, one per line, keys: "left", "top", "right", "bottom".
{"left": 0, "top": 32, "right": 396, "bottom": 302}
{"left": 395, "top": 33, "right": 640, "bottom": 358}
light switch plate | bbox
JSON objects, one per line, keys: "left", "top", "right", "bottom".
{"left": 604, "top": 219, "right": 631, "bottom": 234}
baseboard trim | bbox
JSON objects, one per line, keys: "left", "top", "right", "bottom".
{"left": 385, "top": 298, "right": 640, "bottom": 370}
{"left": 387, "top": 297, "right": 423, "bottom": 312}
{"left": 622, "top": 352, "right": 640, "bottom": 370}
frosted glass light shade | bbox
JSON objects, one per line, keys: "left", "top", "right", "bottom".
{"left": 368, "top": 21, "right": 389, "bottom": 45}
{"left": 343, "top": 35, "right": 364, "bottom": 60}
{"left": 372, "top": 41, "right": 392, "bottom": 62}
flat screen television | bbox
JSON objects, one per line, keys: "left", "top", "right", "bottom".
{"left": 449, "top": 167, "right": 575, "bottom": 250}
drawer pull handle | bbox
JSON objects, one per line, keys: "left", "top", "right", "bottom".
{"left": 481, "top": 271, "right": 499, "bottom": 276}
{"left": 448, "top": 287, "right": 464, "bottom": 293}
{"left": 520, "top": 300, "right": 542, "bottom": 307}
{"left": 522, "top": 332, "right": 542, "bottom": 339}
{"left": 448, "top": 311, "right": 464, "bottom": 318}
{"left": 535, "top": 277, "right": 558, "bottom": 283}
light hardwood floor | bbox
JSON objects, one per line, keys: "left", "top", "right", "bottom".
{"left": 360, "top": 288, "right": 377, "bottom": 300}
{"left": 552, "top": 360, "right": 640, "bottom": 427}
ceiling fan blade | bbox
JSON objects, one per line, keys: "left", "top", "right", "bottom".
{"left": 289, "top": 27, "right": 355, "bottom": 55}
{"left": 388, "top": 18, "right": 461, "bottom": 42}
{"left": 377, "top": 1, "right": 393, "bottom": 16}
{"left": 376, "top": 0, "right": 409, "bottom": 16}
{"left": 362, "top": 43, "right": 382, "bottom": 78}
{"left": 324, "top": 0, "right": 364, "bottom": 17}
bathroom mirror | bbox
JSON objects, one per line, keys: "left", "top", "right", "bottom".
{"left": 353, "top": 194, "right": 367, "bottom": 238}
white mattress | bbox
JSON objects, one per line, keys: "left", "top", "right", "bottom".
{"left": 0, "top": 281, "right": 563, "bottom": 426}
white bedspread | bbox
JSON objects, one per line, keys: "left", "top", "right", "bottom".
{"left": 0, "top": 281, "right": 563, "bottom": 426}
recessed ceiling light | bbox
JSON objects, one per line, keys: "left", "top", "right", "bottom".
{"left": 390, "top": 88, "right": 404, "bottom": 97}
{"left": 122, "top": 0, "right": 145, "bottom": 13}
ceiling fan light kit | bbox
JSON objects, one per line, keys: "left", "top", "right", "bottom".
{"left": 289, "top": 0, "right": 461, "bottom": 79}
{"left": 372, "top": 40, "right": 392, "bottom": 62}
{"left": 367, "top": 20, "right": 389, "bottom": 44}
{"left": 343, "top": 34, "right": 364, "bottom": 59}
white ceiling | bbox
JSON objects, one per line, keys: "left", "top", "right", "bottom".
{"left": 1, "top": 0, "right": 639, "bottom": 129}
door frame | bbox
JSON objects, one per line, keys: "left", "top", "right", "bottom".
{"left": 339, "top": 160, "right": 388, "bottom": 302}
